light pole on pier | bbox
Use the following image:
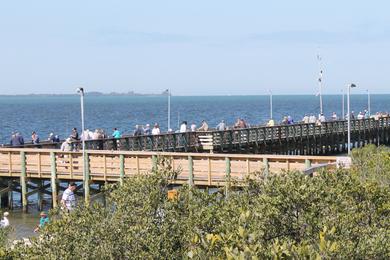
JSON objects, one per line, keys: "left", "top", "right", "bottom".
{"left": 317, "top": 53, "right": 324, "bottom": 115}
{"left": 342, "top": 89, "right": 345, "bottom": 120}
{"left": 76, "top": 87, "right": 88, "bottom": 205}
{"left": 269, "top": 90, "right": 273, "bottom": 119}
{"left": 367, "top": 89, "right": 371, "bottom": 116}
{"left": 167, "top": 89, "right": 171, "bottom": 131}
{"left": 347, "top": 83, "right": 357, "bottom": 155}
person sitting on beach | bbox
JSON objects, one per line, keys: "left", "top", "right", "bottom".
{"left": 152, "top": 123, "right": 161, "bottom": 135}
{"left": 112, "top": 128, "right": 122, "bottom": 139}
{"left": 216, "top": 120, "right": 226, "bottom": 131}
{"left": 133, "top": 125, "right": 143, "bottom": 136}
{"left": 180, "top": 121, "right": 187, "bottom": 133}
{"left": 197, "top": 120, "right": 209, "bottom": 131}
{"left": 34, "top": 211, "right": 49, "bottom": 232}
{"left": 0, "top": 212, "right": 9, "bottom": 228}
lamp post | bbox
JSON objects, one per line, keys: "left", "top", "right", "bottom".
{"left": 167, "top": 89, "right": 171, "bottom": 131}
{"left": 342, "top": 89, "right": 345, "bottom": 120}
{"left": 367, "top": 89, "right": 371, "bottom": 116}
{"left": 269, "top": 90, "right": 273, "bottom": 119}
{"left": 347, "top": 83, "right": 357, "bottom": 155}
{"left": 76, "top": 87, "right": 88, "bottom": 204}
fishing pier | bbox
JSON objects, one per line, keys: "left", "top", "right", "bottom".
{"left": 0, "top": 148, "right": 341, "bottom": 212}
{"left": 0, "top": 117, "right": 388, "bottom": 212}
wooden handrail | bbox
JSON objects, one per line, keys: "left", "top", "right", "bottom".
{"left": 0, "top": 148, "right": 340, "bottom": 186}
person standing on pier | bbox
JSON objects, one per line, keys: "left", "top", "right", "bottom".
{"left": 190, "top": 122, "right": 196, "bottom": 132}
{"left": 133, "top": 125, "right": 143, "bottom": 136}
{"left": 31, "top": 131, "right": 40, "bottom": 144}
{"left": 112, "top": 128, "right": 122, "bottom": 139}
{"left": 61, "top": 182, "right": 77, "bottom": 212}
{"left": 180, "top": 121, "right": 188, "bottom": 133}
{"left": 10, "top": 132, "right": 24, "bottom": 146}
{"left": 143, "top": 124, "right": 152, "bottom": 135}
{"left": 319, "top": 113, "right": 326, "bottom": 123}
{"left": 198, "top": 120, "right": 209, "bottom": 131}
{"left": 331, "top": 112, "right": 338, "bottom": 121}
{"left": 216, "top": 120, "right": 226, "bottom": 131}
{"left": 152, "top": 123, "right": 161, "bottom": 135}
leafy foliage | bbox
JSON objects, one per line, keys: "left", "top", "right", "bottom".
{"left": 6, "top": 146, "right": 390, "bottom": 259}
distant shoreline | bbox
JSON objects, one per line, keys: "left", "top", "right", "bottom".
{"left": 0, "top": 91, "right": 169, "bottom": 97}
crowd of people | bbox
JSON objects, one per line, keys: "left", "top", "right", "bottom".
{"left": 4, "top": 111, "right": 390, "bottom": 147}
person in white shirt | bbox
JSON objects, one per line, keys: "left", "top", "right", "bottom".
{"left": 302, "top": 115, "right": 309, "bottom": 124}
{"left": 190, "top": 123, "right": 197, "bottom": 132}
{"left": 357, "top": 112, "right": 364, "bottom": 120}
{"left": 61, "top": 182, "right": 77, "bottom": 211}
{"left": 180, "top": 121, "right": 188, "bottom": 133}
{"left": 151, "top": 123, "right": 161, "bottom": 135}
{"left": 331, "top": 112, "right": 338, "bottom": 121}
{"left": 319, "top": 113, "right": 326, "bottom": 123}
{"left": 0, "top": 212, "right": 9, "bottom": 228}
{"left": 309, "top": 114, "right": 316, "bottom": 123}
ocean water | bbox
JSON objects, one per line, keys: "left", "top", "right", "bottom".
{"left": 0, "top": 94, "right": 389, "bottom": 144}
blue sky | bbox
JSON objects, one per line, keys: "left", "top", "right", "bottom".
{"left": 0, "top": 0, "right": 389, "bottom": 95}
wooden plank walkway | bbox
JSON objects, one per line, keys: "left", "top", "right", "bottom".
{"left": 4, "top": 117, "right": 390, "bottom": 155}
{"left": 0, "top": 148, "right": 344, "bottom": 212}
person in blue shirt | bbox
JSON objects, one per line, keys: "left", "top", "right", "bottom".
{"left": 34, "top": 211, "right": 49, "bottom": 232}
{"left": 112, "top": 128, "right": 122, "bottom": 139}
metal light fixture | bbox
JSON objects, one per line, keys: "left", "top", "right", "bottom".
{"left": 347, "top": 83, "right": 357, "bottom": 155}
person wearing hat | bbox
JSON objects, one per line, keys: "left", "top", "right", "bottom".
{"left": 34, "top": 211, "right": 49, "bottom": 232}
{"left": 0, "top": 212, "right": 9, "bottom": 228}
{"left": 60, "top": 138, "right": 72, "bottom": 152}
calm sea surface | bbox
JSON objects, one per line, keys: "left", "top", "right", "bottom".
{"left": 0, "top": 94, "right": 389, "bottom": 144}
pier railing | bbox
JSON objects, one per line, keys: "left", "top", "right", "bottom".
{"left": 3, "top": 117, "right": 390, "bottom": 154}
{"left": 0, "top": 148, "right": 339, "bottom": 186}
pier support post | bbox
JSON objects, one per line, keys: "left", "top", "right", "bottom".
{"left": 50, "top": 152, "right": 58, "bottom": 208}
{"left": 84, "top": 152, "right": 90, "bottom": 206}
{"left": 8, "top": 180, "right": 13, "bottom": 210}
{"left": 152, "top": 155, "right": 158, "bottom": 171}
{"left": 188, "top": 156, "right": 194, "bottom": 187}
{"left": 305, "top": 159, "right": 311, "bottom": 169}
{"left": 119, "top": 154, "right": 125, "bottom": 185}
{"left": 225, "top": 157, "right": 231, "bottom": 198}
{"left": 263, "top": 158, "right": 269, "bottom": 178}
{"left": 20, "top": 151, "right": 28, "bottom": 213}
{"left": 37, "top": 180, "right": 43, "bottom": 211}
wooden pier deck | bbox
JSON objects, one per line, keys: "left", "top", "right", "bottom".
{"left": 5, "top": 117, "right": 390, "bottom": 155}
{"left": 0, "top": 148, "right": 343, "bottom": 212}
